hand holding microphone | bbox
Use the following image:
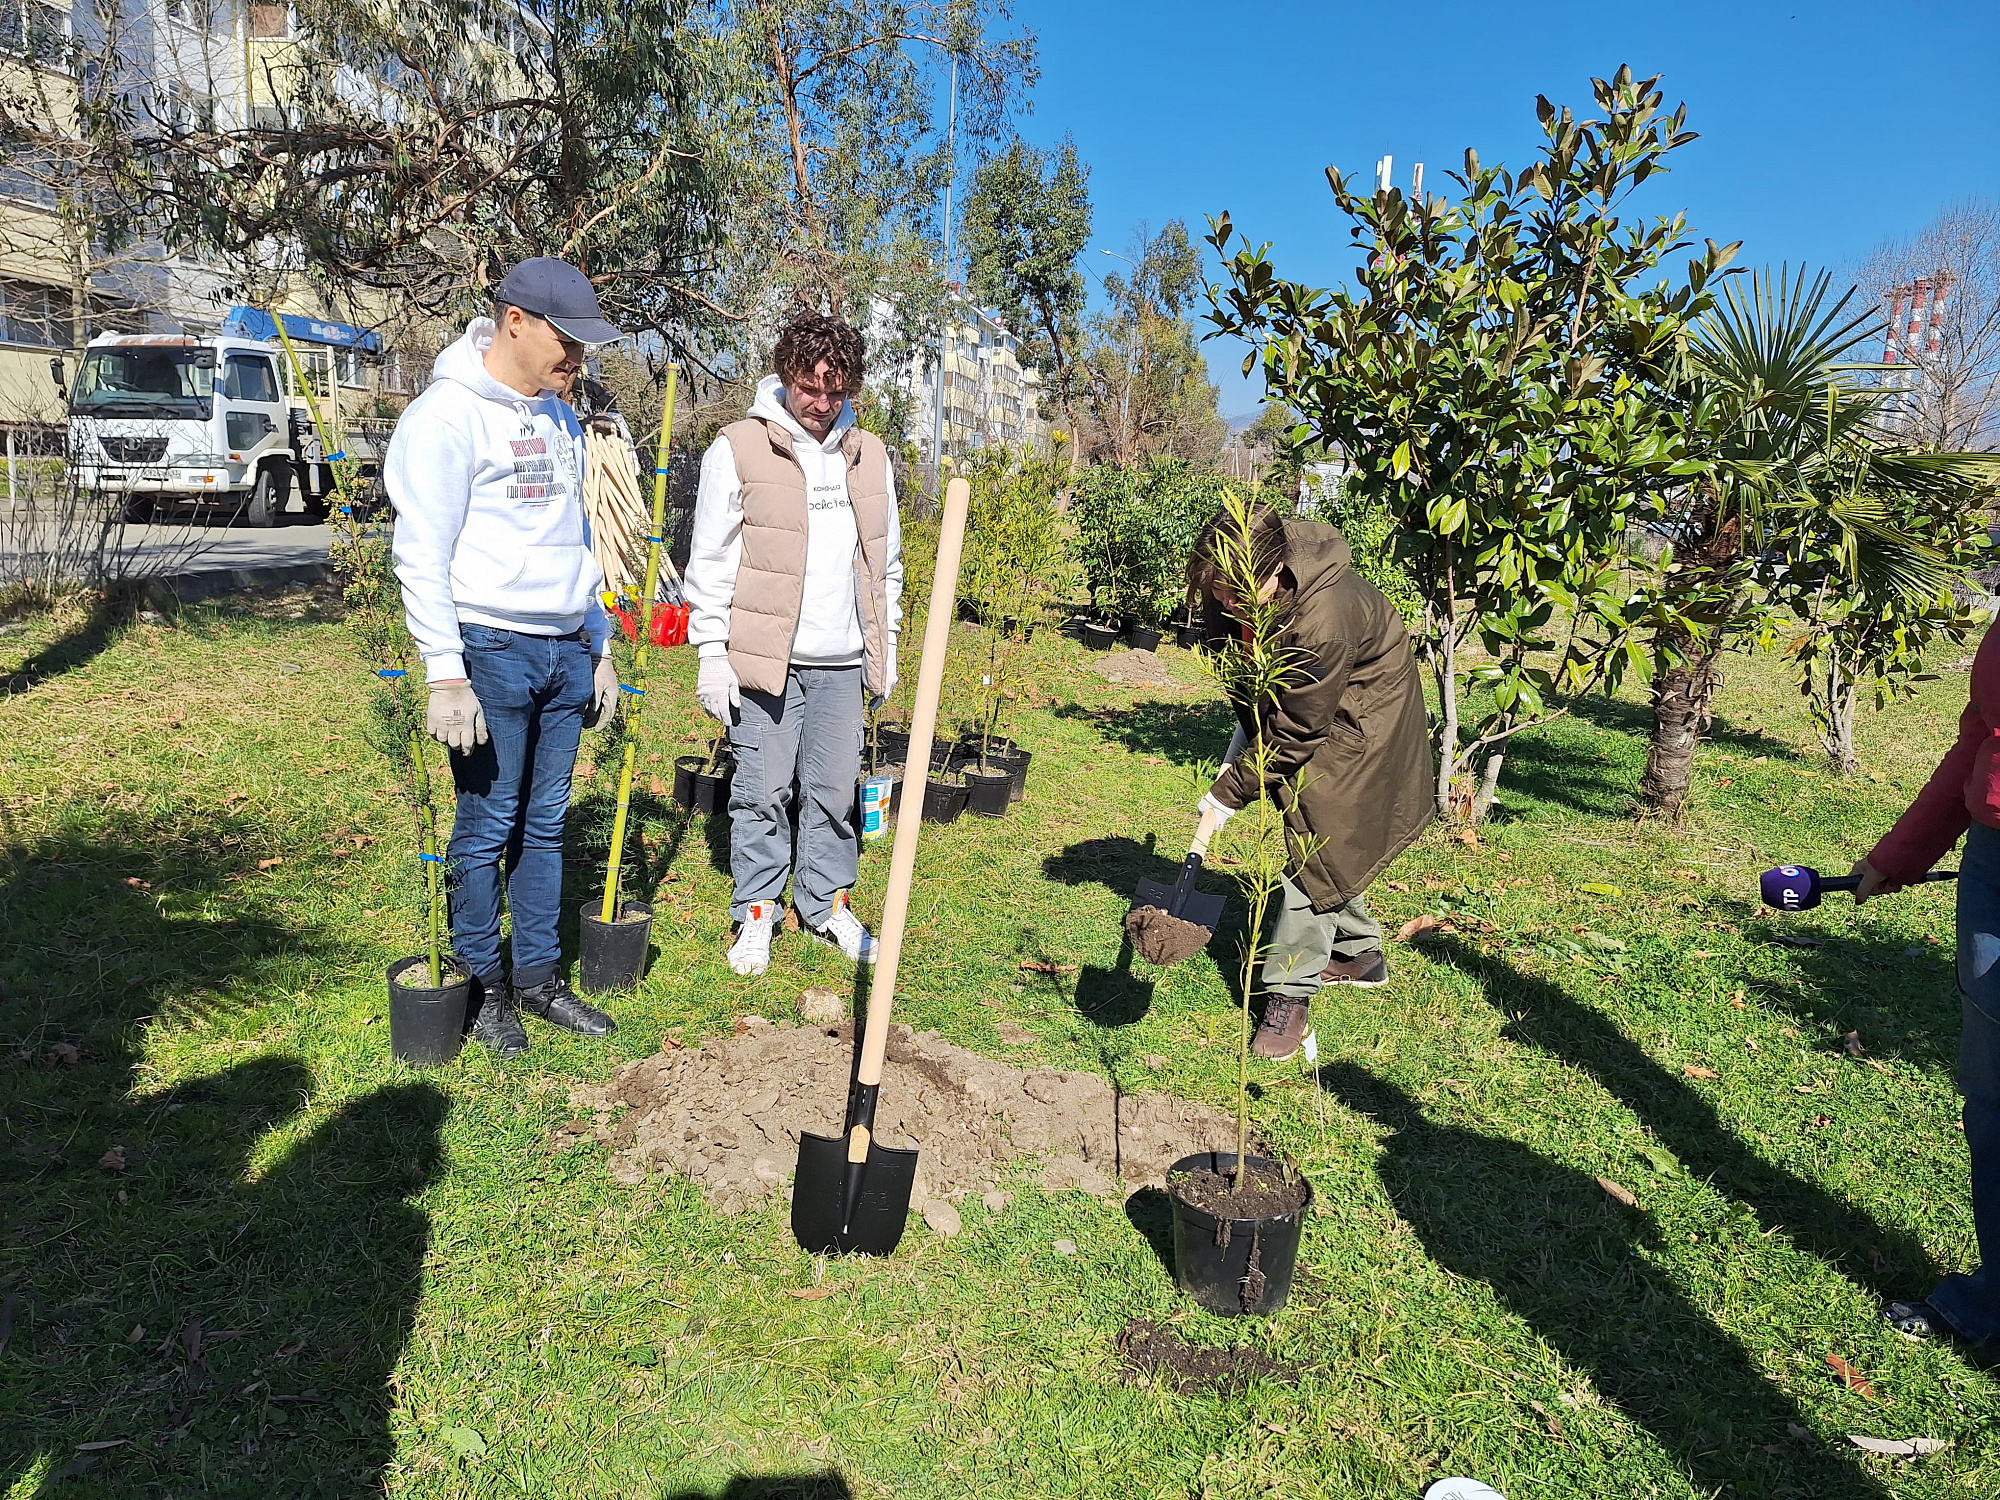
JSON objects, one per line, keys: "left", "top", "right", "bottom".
{"left": 1760, "top": 861, "right": 1954, "bottom": 911}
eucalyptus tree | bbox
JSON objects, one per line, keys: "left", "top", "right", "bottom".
{"left": 961, "top": 137, "right": 1091, "bottom": 444}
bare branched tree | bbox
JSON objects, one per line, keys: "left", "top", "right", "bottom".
{"left": 1858, "top": 199, "right": 2000, "bottom": 452}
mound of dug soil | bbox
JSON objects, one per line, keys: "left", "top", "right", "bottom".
{"left": 1124, "top": 904, "right": 1213, "bottom": 966}
{"left": 569, "top": 1021, "right": 1244, "bottom": 1217}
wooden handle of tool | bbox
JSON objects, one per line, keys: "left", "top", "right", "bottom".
{"left": 855, "top": 477, "right": 971, "bottom": 1090}
{"left": 1188, "top": 802, "right": 1225, "bottom": 859}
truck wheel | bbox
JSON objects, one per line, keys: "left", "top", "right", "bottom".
{"left": 246, "top": 465, "right": 288, "bottom": 528}
{"left": 120, "top": 495, "right": 155, "bottom": 523}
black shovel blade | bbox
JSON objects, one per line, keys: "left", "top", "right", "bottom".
{"left": 1131, "top": 876, "right": 1227, "bottom": 937}
{"left": 791, "top": 1129, "right": 918, "bottom": 1256}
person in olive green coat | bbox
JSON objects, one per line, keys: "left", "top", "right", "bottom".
{"left": 1190, "top": 505, "right": 1433, "bottom": 1060}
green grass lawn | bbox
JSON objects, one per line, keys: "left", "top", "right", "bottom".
{"left": 2, "top": 583, "right": 1997, "bottom": 1499}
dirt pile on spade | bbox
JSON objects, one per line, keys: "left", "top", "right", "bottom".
{"left": 569, "top": 1021, "right": 1244, "bottom": 1216}
{"left": 1124, "top": 905, "right": 1213, "bottom": 966}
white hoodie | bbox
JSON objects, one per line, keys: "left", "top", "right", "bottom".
{"left": 685, "top": 374, "right": 902, "bottom": 674}
{"left": 387, "top": 319, "right": 610, "bottom": 682}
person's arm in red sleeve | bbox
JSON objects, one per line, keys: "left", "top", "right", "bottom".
{"left": 1866, "top": 697, "right": 1982, "bottom": 888}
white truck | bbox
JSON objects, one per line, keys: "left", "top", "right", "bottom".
{"left": 64, "top": 312, "right": 389, "bottom": 527}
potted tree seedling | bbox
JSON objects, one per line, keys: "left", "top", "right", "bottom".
{"left": 579, "top": 368, "right": 684, "bottom": 995}
{"left": 269, "top": 319, "right": 469, "bottom": 1065}
{"left": 1164, "top": 485, "right": 1316, "bottom": 1315}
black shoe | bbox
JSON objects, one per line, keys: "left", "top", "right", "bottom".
{"left": 469, "top": 983, "right": 529, "bottom": 1058}
{"left": 1885, "top": 1299, "right": 1952, "bottom": 1342}
{"left": 515, "top": 976, "right": 617, "bottom": 1038}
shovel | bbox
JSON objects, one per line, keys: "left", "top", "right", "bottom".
{"left": 1125, "top": 802, "right": 1228, "bottom": 966}
{"left": 792, "top": 475, "right": 973, "bottom": 1256}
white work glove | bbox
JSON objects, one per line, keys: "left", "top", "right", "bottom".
{"left": 427, "top": 680, "right": 488, "bottom": 754}
{"left": 870, "top": 640, "right": 898, "bottom": 713}
{"left": 1197, "top": 792, "right": 1239, "bottom": 829}
{"left": 584, "top": 653, "right": 619, "bottom": 729}
{"left": 697, "top": 655, "right": 740, "bottom": 722}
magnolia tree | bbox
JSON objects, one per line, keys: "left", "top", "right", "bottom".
{"left": 1207, "top": 68, "right": 1736, "bottom": 824}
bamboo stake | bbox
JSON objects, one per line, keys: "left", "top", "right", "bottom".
{"left": 599, "top": 365, "right": 680, "bottom": 924}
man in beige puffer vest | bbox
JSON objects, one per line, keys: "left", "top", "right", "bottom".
{"left": 684, "top": 313, "right": 902, "bottom": 976}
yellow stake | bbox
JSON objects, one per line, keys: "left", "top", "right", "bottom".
{"left": 600, "top": 364, "right": 681, "bottom": 923}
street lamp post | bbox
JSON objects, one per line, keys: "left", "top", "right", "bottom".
{"left": 929, "top": 51, "right": 958, "bottom": 473}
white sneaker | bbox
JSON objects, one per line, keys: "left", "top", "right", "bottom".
{"left": 727, "top": 901, "right": 780, "bottom": 976}
{"left": 811, "top": 890, "right": 879, "bottom": 964}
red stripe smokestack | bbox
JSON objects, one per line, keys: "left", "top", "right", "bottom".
{"left": 1927, "top": 271, "right": 1952, "bottom": 356}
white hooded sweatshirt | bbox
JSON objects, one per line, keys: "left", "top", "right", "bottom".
{"left": 685, "top": 373, "right": 902, "bottom": 674}
{"left": 387, "top": 319, "right": 610, "bottom": 682}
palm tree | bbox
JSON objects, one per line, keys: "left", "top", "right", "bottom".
{"left": 1637, "top": 267, "right": 1998, "bottom": 815}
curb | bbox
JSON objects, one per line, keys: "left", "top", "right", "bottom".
{"left": 140, "top": 559, "right": 333, "bottom": 608}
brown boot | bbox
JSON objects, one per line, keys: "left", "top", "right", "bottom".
{"left": 1319, "top": 950, "right": 1388, "bottom": 987}
{"left": 1251, "top": 994, "right": 1311, "bottom": 1060}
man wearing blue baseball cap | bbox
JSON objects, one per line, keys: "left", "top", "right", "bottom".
{"left": 388, "top": 257, "right": 627, "bottom": 1058}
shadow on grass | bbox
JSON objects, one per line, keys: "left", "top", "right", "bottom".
{"left": 1, "top": 590, "right": 134, "bottom": 696}
{"left": 663, "top": 1475, "right": 853, "bottom": 1499}
{"left": 1561, "top": 690, "right": 1802, "bottom": 764}
{"left": 1074, "top": 934, "right": 1154, "bottom": 1026}
{"left": 1123, "top": 1186, "right": 1176, "bottom": 1278}
{"left": 0, "top": 810, "right": 446, "bottom": 1497}
{"left": 1427, "top": 933, "right": 1941, "bottom": 1294}
{"left": 1317, "top": 1062, "right": 1891, "bottom": 1500}
{"left": 1490, "top": 721, "right": 1637, "bottom": 822}
{"left": 1052, "top": 697, "right": 1236, "bottom": 767}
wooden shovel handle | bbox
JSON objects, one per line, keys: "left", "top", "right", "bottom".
{"left": 855, "top": 476, "right": 972, "bottom": 1090}
{"left": 1188, "top": 801, "right": 1226, "bottom": 859}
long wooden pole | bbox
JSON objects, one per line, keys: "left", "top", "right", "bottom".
{"left": 599, "top": 365, "right": 680, "bottom": 923}
{"left": 845, "top": 476, "right": 971, "bottom": 1166}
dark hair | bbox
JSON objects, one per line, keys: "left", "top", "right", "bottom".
{"left": 1186, "top": 502, "right": 1291, "bottom": 601}
{"left": 773, "top": 313, "right": 865, "bottom": 391}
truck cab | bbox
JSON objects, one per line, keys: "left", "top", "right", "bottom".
{"left": 67, "top": 318, "right": 387, "bottom": 526}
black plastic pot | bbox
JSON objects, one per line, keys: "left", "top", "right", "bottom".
{"left": 1174, "top": 621, "right": 1206, "bottom": 649}
{"left": 928, "top": 739, "right": 961, "bottom": 774}
{"left": 922, "top": 775, "right": 968, "bottom": 824}
{"left": 960, "top": 734, "right": 1016, "bottom": 762}
{"left": 1165, "top": 1151, "right": 1314, "bottom": 1316}
{"left": 963, "top": 765, "right": 1012, "bottom": 817}
{"left": 878, "top": 727, "right": 911, "bottom": 762}
{"left": 1081, "top": 620, "right": 1119, "bottom": 651}
{"left": 994, "top": 747, "right": 1033, "bottom": 802}
{"left": 690, "top": 765, "right": 732, "bottom": 815}
{"left": 387, "top": 957, "right": 472, "bottom": 1068}
{"left": 672, "top": 754, "right": 706, "bottom": 809}
{"left": 577, "top": 899, "right": 654, "bottom": 993}
{"left": 1128, "top": 625, "right": 1164, "bottom": 652}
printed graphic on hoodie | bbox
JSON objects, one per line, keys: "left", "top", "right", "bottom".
{"left": 808, "top": 476, "right": 848, "bottom": 513}
{"left": 506, "top": 427, "right": 571, "bottom": 506}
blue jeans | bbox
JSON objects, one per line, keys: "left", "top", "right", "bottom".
{"left": 1934, "top": 819, "right": 2000, "bottom": 1342}
{"left": 447, "top": 623, "right": 593, "bottom": 988}
{"left": 726, "top": 665, "right": 864, "bottom": 927}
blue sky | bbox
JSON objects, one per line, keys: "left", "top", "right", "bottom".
{"left": 1000, "top": 0, "right": 2000, "bottom": 419}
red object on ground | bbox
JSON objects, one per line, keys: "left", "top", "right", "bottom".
{"left": 1872, "top": 622, "right": 2000, "bottom": 882}
{"left": 610, "top": 602, "right": 690, "bottom": 648}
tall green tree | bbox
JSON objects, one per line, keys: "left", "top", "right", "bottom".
{"left": 961, "top": 137, "right": 1091, "bottom": 444}
{"left": 1208, "top": 66, "right": 1736, "bottom": 824}
{"left": 1085, "top": 220, "right": 1225, "bottom": 465}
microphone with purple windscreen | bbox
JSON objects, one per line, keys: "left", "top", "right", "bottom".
{"left": 1760, "top": 864, "right": 1958, "bottom": 912}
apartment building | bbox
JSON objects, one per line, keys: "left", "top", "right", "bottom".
{"left": 877, "top": 293, "right": 1049, "bottom": 465}
{"left": 0, "top": 0, "right": 436, "bottom": 435}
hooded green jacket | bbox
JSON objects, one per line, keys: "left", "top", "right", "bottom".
{"left": 1203, "top": 520, "right": 1433, "bottom": 911}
